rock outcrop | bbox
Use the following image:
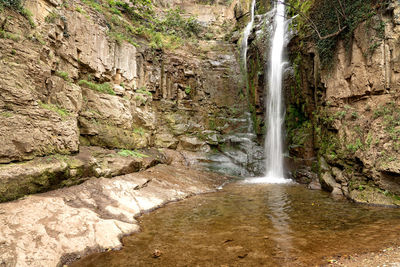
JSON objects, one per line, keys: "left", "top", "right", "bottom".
{"left": 0, "top": 146, "right": 166, "bottom": 202}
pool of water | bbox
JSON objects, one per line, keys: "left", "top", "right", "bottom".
{"left": 72, "top": 181, "right": 400, "bottom": 266}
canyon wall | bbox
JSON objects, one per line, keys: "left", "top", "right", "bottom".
{"left": 0, "top": 0, "right": 255, "bottom": 202}
{"left": 285, "top": 0, "right": 400, "bottom": 205}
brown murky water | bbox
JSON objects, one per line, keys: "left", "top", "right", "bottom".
{"left": 72, "top": 182, "right": 400, "bottom": 266}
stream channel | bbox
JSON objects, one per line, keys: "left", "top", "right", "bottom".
{"left": 72, "top": 180, "right": 400, "bottom": 266}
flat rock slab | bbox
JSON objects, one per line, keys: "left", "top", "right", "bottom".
{"left": 0, "top": 164, "right": 228, "bottom": 267}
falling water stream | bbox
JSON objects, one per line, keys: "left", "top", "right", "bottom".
{"left": 245, "top": 1, "right": 290, "bottom": 184}
{"left": 241, "top": 0, "right": 256, "bottom": 72}
{"left": 264, "top": 0, "right": 289, "bottom": 183}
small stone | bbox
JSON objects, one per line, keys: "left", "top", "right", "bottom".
{"left": 69, "top": 169, "right": 78, "bottom": 177}
{"left": 331, "top": 186, "right": 343, "bottom": 196}
{"left": 113, "top": 85, "right": 125, "bottom": 96}
{"left": 152, "top": 249, "right": 162, "bottom": 258}
{"left": 308, "top": 180, "right": 322, "bottom": 190}
{"left": 237, "top": 253, "right": 248, "bottom": 259}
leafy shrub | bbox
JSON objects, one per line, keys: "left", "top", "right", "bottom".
{"left": 75, "top": 6, "right": 86, "bottom": 14}
{"left": 0, "top": 29, "right": 20, "bottom": 41}
{"left": 108, "top": 31, "right": 139, "bottom": 46}
{"left": 185, "top": 86, "right": 191, "bottom": 94}
{"left": 290, "top": 0, "right": 384, "bottom": 67}
{"left": 133, "top": 127, "right": 145, "bottom": 136}
{"left": 136, "top": 87, "right": 152, "bottom": 96}
{"left": 45, "top": 11, "right": 60, "bottom": 23}
{"left": 19, "top": 7, "right": 35, "bottom": 28}
{"left": 0, "top": 0, "right": 36, "bottom": 27}
{"left": 55, "top": 71, "right": 72, "bottom": 82}
{"left": 80, "top": 0, "right": 199, "bottom": 50}
{"left": 108, "top": 0, "right": 153, "bottom": 20}
{"left": 78, "top": 80, "right": 116, "bottom": 95}
{"left": 155, "top": 8, "right": 202, "bottom": 38}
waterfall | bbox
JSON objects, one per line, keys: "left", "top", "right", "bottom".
{"left": 264, "top": 0, "right": 290, "bottom": 183}
{"left": 244, "top": 0, "right": 292, "bottom": 184}
{"left": 241, "top": 0, "right": 256, "bottom": 71}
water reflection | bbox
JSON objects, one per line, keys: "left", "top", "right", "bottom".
{"left": 72, "top": 183, "right": 400, "bottom": 267}
{"left": 266, "top": 185, "right": 293, "bottom": 259}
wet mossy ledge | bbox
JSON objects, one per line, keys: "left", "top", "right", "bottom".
{"left": 0, "top": 146, "right": 166, "bottom": 203}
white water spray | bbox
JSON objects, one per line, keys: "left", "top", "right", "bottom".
{"left": 241, "top": 0, "right": 256, "bottom": 71}
{"left": 264, "top": 0, "right": 290, "bottom": 183}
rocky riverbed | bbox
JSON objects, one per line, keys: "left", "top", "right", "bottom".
{"left": 0, "top": 150, "right": 229, "bottom": 267}
{"left": 330, "top": 246, "right": 400, "bottom": 266}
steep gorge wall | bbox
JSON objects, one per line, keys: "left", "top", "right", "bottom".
{"left": 0, "top": 0, "right": 253, "bottom": 201}
{"left": 285, "top": 0, "right": 400, "bottom": 206}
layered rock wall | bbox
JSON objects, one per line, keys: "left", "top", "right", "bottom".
{"left": 0, "top": 0, "right": 250, "bottom": 201}
{"left": 284, "top": 1, "right": 400, "bottom": 205}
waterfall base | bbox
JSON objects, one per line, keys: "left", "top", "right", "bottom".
{"left": 244, "top": 174, "right": 292, "bottom": 184}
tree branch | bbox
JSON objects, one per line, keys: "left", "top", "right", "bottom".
{"left": 337, "top": 0, "right": 347, "bottom": 20}
{"left": 275, "top": 0, "right": 347, "bottom": 40}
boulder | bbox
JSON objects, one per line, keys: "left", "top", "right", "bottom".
{"left": 82, "top": 88, "right": 132, "bottom": 129}
{"left": 178, "top": 136, "right": 210, "bottom": 152}
{"left": 332, "top": 167, "right": 347, "bottom": 183}
{"left": 319, "top": 172, "right": 339, "bottom": 192}
{"left": 0, "top": 109, "right": 79, "bottom": 163}
{"left": 79, "top": 118, "right": 149, "bottom": 149}
{"left": 154, "top": 133, "right": 179, "bottom": 149}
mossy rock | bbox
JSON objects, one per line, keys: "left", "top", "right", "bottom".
{"left": 349, "top": 185, "right": 400, "bottom": 207}
{"left": 0, "top": 159, "right": 72, "bottom": 202}
{"left": 80, "top": 119, "right": 149, "bottom": 150}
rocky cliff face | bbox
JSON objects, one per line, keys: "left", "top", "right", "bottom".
{"left": 284, "top": 0, "right": 400, "bottom": 206}
{"left": 0, "top": 0, "right": 257, "bottom": 202}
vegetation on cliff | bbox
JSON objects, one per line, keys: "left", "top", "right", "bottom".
{"left": 287, "top": 0, "right": 389, "bottom": 67}
{"left": 0, "top": 0, "right": 35, "bottom": 27}
{"left": 75, "top": 0, "right": 203, "bottom": 49}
